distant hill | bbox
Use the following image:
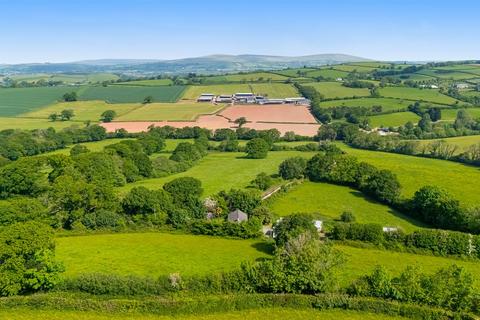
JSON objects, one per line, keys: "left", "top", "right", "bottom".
{"left": 0, "top": 53, "right": 370, "bottom": 75}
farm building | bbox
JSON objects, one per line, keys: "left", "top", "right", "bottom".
{"left": 258, "top": 98, "right": 285, "bottom": 105}
{"left": 216, "top": 95, "right": 233, "bottom": 103}
{"left": 228, "top": 209, "right": 248, "bottom": 223}
{"left": 455, "top": 83, "right": 469, "bottom": 89}
{"left": 234, "top": 93, "right": 256, "bottom": 104}
{"left": 197, "top": 93, "right": 215, "bottom": 102}
{"left": 285, "top": 97, "right": 310, "bottom": 105}
{"left": 257, "top": 97, "right": 310, "bottom": 105}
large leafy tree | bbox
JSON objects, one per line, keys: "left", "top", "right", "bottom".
{"left": 0, "top": 222, "right": 64, "bottom": 296}
{"left": 245, "top": 138, "right": 269, "bottom": 159}
{"left": 279, "top": 157, "right": 307, "bottom": 180}
{"left": 273, "top": 213, "right": 317, "bottom": 247}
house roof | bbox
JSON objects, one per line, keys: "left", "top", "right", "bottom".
{"left": 228, "top": 209, "right": 248, "bottom": 221}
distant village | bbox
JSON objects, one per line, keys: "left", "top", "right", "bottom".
{"left": 197, "top": 92, "right": 310, "bottom": 105}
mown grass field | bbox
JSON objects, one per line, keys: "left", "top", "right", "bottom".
{"left": 78, "top": 85, "right": 186, "bottom": 103}
{"left": 21, "top": 100, "right": 142, "bottom": 121}
{"left": 0, "top": 86, "right": 77, "bottom": 116}
{"left": 304, "top": 82, "right": 371, "bottom": 99}
{"left": 268, "top": 181, "right": 425, "bottom": 232}
{"left": 440, "top": 107, "right": 480, "bottom": 121}
{"left": 367, "top": 111, "right": 421, "bottom": 127}
{"left": 249, "top": 83, "right": 299, "bottom": 98}
{"left": 182, "top": 84, "right": 252, "bottom": 100}
{"left": 379, "top": 87, "right": 460, "bottom": 105}
{"left": 56, "top": 233, "right": 270, "bottom": 277}
{"left": 318, "top": 97, "right": 416, "bottom": 112}
{"left": 339, "top": 144, "right": 480, "bottom": 206}
{"left": 119, "top": 151, "right": 317, "bottom": 195}
{"left": 0, "top": 117, "right": 87, "bottom": 130}
{"left": 113, "top": 79, "right": 174, "bottom": 86}
{"left": 337, "top": 245, "right": 480, "bottom": 288}
{"left": 115, "top": 103, "right": 223, "bottom": 121}
{"left": 0, "top": 308, "right": 408, "bottom": 320}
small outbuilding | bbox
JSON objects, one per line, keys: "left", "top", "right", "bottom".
{"left": 228, "top": 209, "right": 248, "bottom": 223}
{"left": 313, "top": 220, "right": 323, "bottom": 232}
{"left": 383, "top": 227, "right": 398, "bottom": 232}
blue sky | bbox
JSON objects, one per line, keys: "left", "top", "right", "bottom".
{"left": 0, "top": 0, "right": 479, "bottom": 63}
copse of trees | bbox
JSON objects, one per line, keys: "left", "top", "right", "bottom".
{"left": 330, "top": 221, "right": 480, "bottom": 258}
{"left": 410, "top": 186, "right": 470, "bottom": 232}
{"left": 349, "top": 265, "right": 477, "bottom": 312}
{"left": 241, "top": 234, "right": 345, "bottom": 294}
{"left": 348, "top": 130, "right": 480, "bottom": 167}
{"left": 62, "top": 91, "right": 77, "bottom": 102}
{"left": 100, "top": 110, "right": 117, "bottom": 122}
{"left": 0, "top": 124, "right": 109, "bottom": 161}
{"left": 279, "top": 157, "right": 307, "bottom": 180}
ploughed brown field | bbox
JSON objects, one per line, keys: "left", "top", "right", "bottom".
{"left": 102, "top": 104, "right": 321, "bottom": 136}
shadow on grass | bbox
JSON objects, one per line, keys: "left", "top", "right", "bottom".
{"left": 348, "top": 190, "right": 428, "bottom": 229}
{"left": 251, "top": 241, "right": 275, "bottom": 256}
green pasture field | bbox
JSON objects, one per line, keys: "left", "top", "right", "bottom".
{"left": 21, "top": 100, "right": 142, "bottom": 121}
{"left": 182, "top": 84, "right": 252, "bottom": 100}
{"left": 440, "top": 107, "right": 480, "bottom": 121}
{"left": 318, "top": 97, "right": 418, "bottom": 112}
{"left": 8, "top": 73, "right": 119, "bottom": 84}
{"left": 268, "top": 181, "right": 425, "bottom": 232}
{"left": 349, "top": 62, "right": 411, "bottom": 69}
{"left": 305, "top": 69, "right": 349, "bottom": 79}
{"left": 0, "top": 86, "right": 79, "bottom": 116}
{"left": 331, "top": 65, "right": 377, "bottom": 73}
{"left": 78, "top": 85, "right": 186, "bottom": 103}
{"left": 462, "top": 90, "right": 480, "bottom": 98}
{"left": 272, "top": 68, "right": 318, "bottom": 77}
{"left": 56, "top": 232, "right": 270, "bottom": 277}
{"left": 337, "top": 245, "right": 480, "bottom": 288}
{"left": 394, "top": 73, "right": 437, "bottom": 81}
{"left": 304, "top": 82, "right": 370, "bottom": 99}
{"left": 467, "top": 78, "right": 480, "bottom": 84}
{"left": 0, "top": 308, "right": 408, "bottom": 320}
{"left": 0, "top": 117, "right": 87, "bottom": 131}
{"left": 379, "top": 87, "right": 461, "bottom": 105}
{"left": 414, "top": 135, "right": 480, "bottom": 155}
{"left": 248, "top": 83, "right": 299, "bottom": 98}
{"left": 417, "top": 69, "right": 478, "bottom": 80}
{"left": 338, "top": 143, "right": 480, "bottom": 206}
{"left": 115, "top": 103, "right": 223, "bottom": 121}
{"left": 113, "top": 79, "right": 174, "bottom": 86}
{"left": 119, "top": 151, "right": 317, "bottom": 196}
{"left": 367, "top": 111, "right": 421, "bottom": 127}
{"left": 201, "top": 72, "right": 289, "bottom": 84}
{"left": 433, "top": 64, "right": 480, "bottom": 71}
